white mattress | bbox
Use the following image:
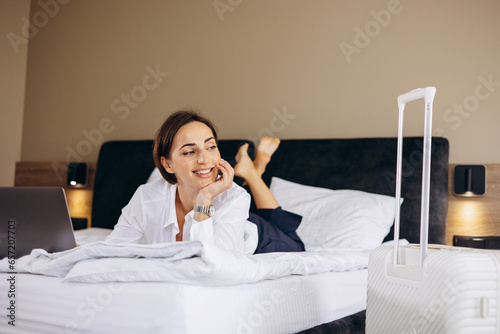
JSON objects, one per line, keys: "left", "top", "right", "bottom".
{"left": 0, "top": 269, "right": 367, "bottom": 334}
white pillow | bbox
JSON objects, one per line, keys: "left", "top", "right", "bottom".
{"left": 269, "top": 177, "right": 398, "bottom": 251}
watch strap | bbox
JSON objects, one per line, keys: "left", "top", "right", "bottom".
{"left": 194, "top": 205, "right": 215, "bottom": 217}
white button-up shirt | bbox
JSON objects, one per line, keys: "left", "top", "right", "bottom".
{"left": 105, "top": 179, "right": 258, "bottom": 254}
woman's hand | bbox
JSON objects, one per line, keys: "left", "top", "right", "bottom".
{"left": 195, "top": 159, "right": 234, "bottom": 207}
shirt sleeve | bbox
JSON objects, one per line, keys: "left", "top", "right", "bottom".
{"left": 183, "top": 188, "right": 251, "bottom": 254}
{"left": 104, "top": 188, "right": 145, "bottom": 244}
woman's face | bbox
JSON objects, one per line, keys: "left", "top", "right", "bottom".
{"left": 162, "top": 121, "right": 221, "bottom": 190}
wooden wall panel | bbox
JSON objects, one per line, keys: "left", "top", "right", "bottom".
{"left": 14, "top": 162, "right": 96, "bottom": 227}
{"left": 447, "top": 164, "right": 500, "bottom": 245}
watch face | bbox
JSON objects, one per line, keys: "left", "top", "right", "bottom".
{"left": 209, "top": 206, "right": 215, "bottom": 217}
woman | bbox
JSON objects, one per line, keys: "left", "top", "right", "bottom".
{"left": 105, "top": 110, "right": 304, "bottom": 254}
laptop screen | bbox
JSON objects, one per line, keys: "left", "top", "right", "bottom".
{"left": 0, "top": 187, "right": 77, "bottom": 259}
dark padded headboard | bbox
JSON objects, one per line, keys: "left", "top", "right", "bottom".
{"left": 91, "top": 137, "right": 449, "bottom": 245}
{"left": 91, "top": 139, "right": 252, "bottom": 230}
{"left": 261, "top": 137, "right": 449, "bottom": 244}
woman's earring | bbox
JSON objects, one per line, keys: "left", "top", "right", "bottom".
{"left": 164, "top": 165, "right": 174, "bottom": 174}
{"left": 161, "top": 157, "right": 174, "bottom": 174}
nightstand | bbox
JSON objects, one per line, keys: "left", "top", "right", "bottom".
{"left": 71, "top": 217, "right": 88, "bottom": 230}
{"left": 453, "top": 235, "right": 500, "bottom": 250}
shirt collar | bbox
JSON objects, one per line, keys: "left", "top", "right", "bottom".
{"left": 162, "top": 182, "right": 179, "bottom": 229}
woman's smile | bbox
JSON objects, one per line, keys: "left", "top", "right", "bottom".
{"left": 193, "top": 167, "right": 215, "bottom": 178}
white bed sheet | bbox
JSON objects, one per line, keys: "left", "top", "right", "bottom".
{"left": 0, "top": 228, "right": 369, "bottom": 333}
{"left": 0, "top": 269, "right": 367, "bottom": 334}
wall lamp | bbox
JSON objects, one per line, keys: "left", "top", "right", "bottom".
{"left": 67, "top": 162, "right": 88, "bottom": 188}
{"left": 453, "top": 165, "right": 486, "bottom": 197}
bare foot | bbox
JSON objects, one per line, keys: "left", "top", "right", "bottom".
{"left": 234, "top": 143, "right": 259, "bottom": 182}
{"left": 254, "top": 137, "right": 280, "bottom": 176}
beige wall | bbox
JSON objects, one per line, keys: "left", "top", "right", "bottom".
{"left": 19, "top": 0, "right": 500, "bottom": 164}
{"left": 0, "top": 0, "right": 31, "bottom": 186}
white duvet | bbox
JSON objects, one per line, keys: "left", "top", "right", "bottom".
{"left": 0, "top": 241, "right": 370, "bottom": 286}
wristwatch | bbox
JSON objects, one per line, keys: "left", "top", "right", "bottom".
{"left": 193, "top": 205, "right": 215, "bottom": 218}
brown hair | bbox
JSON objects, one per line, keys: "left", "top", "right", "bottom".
{"left": 153, "top": 110, "right": 218, "bottom": 184}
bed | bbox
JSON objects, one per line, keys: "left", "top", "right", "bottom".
{"left": 0, "top": 137, "right": 449, "bottom": 333}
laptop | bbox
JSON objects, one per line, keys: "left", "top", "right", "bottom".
{"left": 0, "top": 187, "right": 77, "bottom": 259}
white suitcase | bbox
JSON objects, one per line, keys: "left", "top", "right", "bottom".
{"left": 366, "top": 87, "right": 500, "bottom": 334}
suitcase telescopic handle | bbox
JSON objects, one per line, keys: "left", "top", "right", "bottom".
{"left": 393, "top": 87, "right": 436, "bottom": 269}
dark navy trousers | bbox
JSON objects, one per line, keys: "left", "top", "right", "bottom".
{"left": 249, "top": 207, "right": 305, "bottom": 254}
